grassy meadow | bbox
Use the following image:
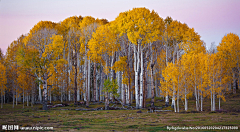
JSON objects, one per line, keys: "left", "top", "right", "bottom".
{"left": 0, "top": 91, "right": 240, "bottom": 131}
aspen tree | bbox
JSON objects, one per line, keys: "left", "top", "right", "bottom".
{"left": 23, "top": 21, "right": 64, "bottom": 110}
{"left": 79, "top": 16, "right": 105, "bottom": 106}
{"left": 114, "top": 7, "right": 164, "bottom": 108}
{"left": 217, "top": 33, "right": 240, "bottom": 94}
{"left": 0, "top": 63, "right": 7, "bottom": 108}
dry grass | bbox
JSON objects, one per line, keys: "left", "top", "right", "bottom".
{"left": 0, "top": 90, "right": 240, "bottom": 131}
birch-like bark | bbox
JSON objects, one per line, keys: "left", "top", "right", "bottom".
{"left": 176, "top": 74, "right": 179, "bottom": 112}
{"left": 212, "top": 66, "right": 216, "bottom": 111}
{"left": 133, "top": 44, "right": 140, "bottom": 108}
{"left": 93, "top": 62, "right": 96, "bottom": 102}
{"left": 110, "top": 54, "right": 114, "bottom": 102}
{"left": 73, "top": 56, "right": 78, "bottom": 104}
{"left": 200, "top": 77, "right": 203, "bottom": 111}
{"left": 218, "top": 95, "right": 221, "bottom": 110}
{"left": 63, "top": 36, "right": 67, "bottom": 102}
{"left": 88, "top": 56, "right": 91, "bottom": 102}
{"left": 143, "top": 68, "right": 147, "bottom": 108}
{"left": 117, "top": 71, "right": 121, "bottom": 100}
{"left": 68, "top": 90, "right": 71, "bottom": 101}
{"left": 42, "top": 73, "right": 48, "bottom": 110}
{"left": 211, "top": 90, "right": 212, "bottom": 111}
{"left": 96, "top": 66, "right": 99, "bottom": 102}
{"left": 184, "top": 83, "right": 188, "bottom": 111}
{"left": 100, "top": 66, "right": 103, "bottom": 101}
{"left": 172, "top": 43, "right": 176, "bottom": 110}
{"left": 105, "top": 91, "right": 109, "bottom": 110}
{"left": 126, "top": 84, "right": 130, "bottom": 104}
{"left": 213, "top": 91, "right": 215, "bottom": 111}
{"left": 38, "top": 78, "right": 42, "bottom": 102}
{"left": 139, "top": 44, "right": 144, "bottom": 108}
{"left": 165, "top": 44, "right": 169, "bottom": 106}
{"left": 194, "top": 68, "right": 199, "bottom": 111}
{"left": 122, "top": 73, "right": 126, "bottom": 105}
{"left": 177, "top": 49, "right": 180, "bottom": 112}
{"left": 77, "top": 88, "right": 80, "bottom": 101}
{"left": 212, "top": 71, "right": 215, "bottom": 111}
{"left": 68, "top": 35, "right": 71, "bottom": 102}
{"left": 150, "top": 65, "right": 155, "bottom": 108}
{"left": 77, "top": 49, "right": 80, "bottom": 102}
{"left": 84, "top": 54, "right": 87, "bottom": 101}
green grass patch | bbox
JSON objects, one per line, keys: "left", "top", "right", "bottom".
{"left": 1, "top": 91, "right": 240, "bottom": 131}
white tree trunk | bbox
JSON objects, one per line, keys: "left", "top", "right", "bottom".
{"left": 117, "top": 71, "right": 121, "bottom": 99}
{"left": 177, "top": 70, "right": 180, "bottom": 112}
{"left": 105, "top": 91, "right": 109, "bottom": 110}
{"left": 77, "top": 89, "right": 80, "bottom": 101}
{"left": 213, "top": 92, "right": 215, "bottom": 111}
{"left": 77, "top": 67, "right": 81, "bottom": 101}
{"left": 84, "top": 55, "right": 87, "bottom": 101}
{"left": 100, "top": 67, "right": 103, "bottom": 101}
{"left": 172, "top": 83, "right": 176, "bottom": 112}
{"left": 126, "top": 84, "right": 130, "bottom": 104}
{"left": 185, "top": 87, "right": 188, "bottom": 111}
{"left": 195, "top": 85, "right": 198, "bottom": 111}
{"left": 122, "top": 73, "right": 125, "bottom": 104}
{"left": 211, "top": 90, "right": 212, "bottom": 111}
{"left": 194, "top": 68, "right": 199, "bottom": 111}
{"left": 110, "top": 55, "right": 114, "bottom": 101}
{"left": 88, "top": 56, "right": 91, "bottom": 101}
{"left": 139, "top": 45, "right": 143, "bottom": 108}
{"left": 38, "top": 80, "right": 42, "bottom": 102}
{"left": 68, "top": 90, "right": 71, "bottom": 101}
{"left": 165, "top": 44, "right": 169, "bottom": 106}
{"left": 77, "top": 51, "right": 80, "bottom": 102}
{"left": 177, "top": 87, "right": 179, "bottom": 112}
{"left": 134, "top": 44, "right": 140, "bottom": 108}
{"left": 42, "top": 75, "right": 48, "bottom": 110}
{"left": 96, "top": 67, "right": 99, "bottom": 102}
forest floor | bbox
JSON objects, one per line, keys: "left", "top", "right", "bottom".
{"left": 0, "top": 90, "right": 240, "bottom": 131}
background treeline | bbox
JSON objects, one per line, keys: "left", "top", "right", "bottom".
{"left": 0, "top": 8, "right": 239, "bottom": 112}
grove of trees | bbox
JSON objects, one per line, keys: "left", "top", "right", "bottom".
{"left": 0, "top": 7, "right": 239, "bottom": 112}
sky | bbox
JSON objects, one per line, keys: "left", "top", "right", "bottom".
{"left": 0, "top": 0, "right": 240, "bottom": 54}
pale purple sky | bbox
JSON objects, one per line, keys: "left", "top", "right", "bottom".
{"left": 0, "top": 0, "right": 240, "bottom": 54}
